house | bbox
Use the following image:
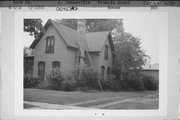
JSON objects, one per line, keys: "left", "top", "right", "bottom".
{"left": 30, "top": 19, "right": 115, "bottom": 83}
{"left": 141, "top": 63, "right": 159, "bottom": 81}
{"left": 24, "top": 47, "right": 34, "bottom": 75}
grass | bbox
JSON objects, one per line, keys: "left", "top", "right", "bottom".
{"left": 24, "top": 89, "right": 159, "bottom": 109}
{"left": 24, "top": 103, "right": 37, "bottom": 108}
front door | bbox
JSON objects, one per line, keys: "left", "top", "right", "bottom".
{"left": 38, "top": 61, "right": 45, "bottom": 80}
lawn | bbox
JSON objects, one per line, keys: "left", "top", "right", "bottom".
{"left": 24, "top": 89, "right": 159, "bottom": 109}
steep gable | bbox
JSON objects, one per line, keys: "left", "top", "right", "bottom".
{"left": 85, "top": 31, "right": 114, "bottom": 52}
{"left": 30, "top": 19, "right": 115, "bottom": 53}
{"left": 51, "top": 20, "right": 80, "bottom": 49}
{"left": 30, "top": 19, "right": 79, "bottom": 49}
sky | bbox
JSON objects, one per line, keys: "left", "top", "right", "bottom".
{"left": 123, "top": 18, "right": 159, "bottom": 64}
{"left": 24, "top": 17, "right": 159, "bottom": 64}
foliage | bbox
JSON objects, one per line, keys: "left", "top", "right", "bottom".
{"left": 24, "top": 47, "right": 34, "bottom": 56}
{"left": 112, "top": 32, "right": 148, "bottom": 80}
{"left": 86, "top": 19, "right": 123, "bottom": 32}
{"left": 24, "top": 74, "right": 40, "bottom": 88}
{"left": 60, "top": 74, "right": 77, "bottom": 91}
{"left": 101, "top": 73, "right": 148, "bottom": 91}
{"left": 24, "top": 19, "right": 44, "bottom": 39}
{"left": 47, "top": 68, "right": 64, "bottom": 90}
{"left": 101, "top": 74, "right": 121, "bottom": 91}
{"left": 141, "top": 75, "right": 158, "bottom": 91}
{"left": 55, "top": 19, "right": 123, "bottom": 33}
{"left": 41, "top": 68, "right": 100, "bottom": 91}
{"left": 125, "top": 72, "right": 145, "bottom": 91}
{"left": 77, "top": 67, "right": 99, "bottom": 90}
{"left": 55, "top": 19, "right": 77, "bottom": 30}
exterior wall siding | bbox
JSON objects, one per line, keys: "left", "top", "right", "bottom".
{"left": 89, "top": 52, "right": 100, "bottom": 70}
{"left": 66, "top": 48, "right": 77, "bottom": 73}
{"left": 32, "top": 24, "right": 114, "bottom": 82}
{"left": 33, "top": 25, "right": 76, "bottom": 82}
{"left": 99, "top": 39, "right": 113, "bottom": 79}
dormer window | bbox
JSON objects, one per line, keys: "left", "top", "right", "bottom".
{"left": 46, "top": 36, "right": 55, "bottom": 53}
{"left": 104, "top": 45, "right": 109, "bottom": 60}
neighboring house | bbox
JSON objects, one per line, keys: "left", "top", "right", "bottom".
{"left": 141, "top": 63, "right": 159, "bottom": 81}
{"left": 29, "top": 19, "right": 115, "bottom": 83}
{"left": 24, "top": 48, "right": 34, "bottom": 75}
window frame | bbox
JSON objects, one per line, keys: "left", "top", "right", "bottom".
{"left": 104, "top": 45, "right": 109, "bottom": 60}
{"left": 52, "top": 61, "right": 61, "bottom": 69}
{"left": 45, "top": 36, "right": 55, "bottom": 54}
{"left": 38, "top": 61, "right": 45, "bottom": 80}
{"left": 101, "top": 66, "right": 105, "bottom": 76}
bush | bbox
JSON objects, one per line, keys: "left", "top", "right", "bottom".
{"left": 77, "top": 67, "right": 99, "bottom": 90}
{"left": 102, "top": 74, "right": 121, "bottom": 91}
{"left": 125, "top": 72, "right": 145, "bottom": 91}
{"left": 141, "top": 75, "right": 158, "bottom": 91}
{"left": 60, "top": 74, "right": 77, "bottom": 91}
{"left": 24, "top": 74, "right": 40, "bottom": 88}
{"left": 47, "top": 68, "right": 64, "bottom": 90}
{"left": 126, "top": 79, "right": 145, "bottom": 91}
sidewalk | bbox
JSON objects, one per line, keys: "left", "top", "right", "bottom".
{"left": 24, "top": 101, "right": 98, "bottom": 110}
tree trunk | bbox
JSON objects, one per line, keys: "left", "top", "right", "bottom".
{"left": 98, "top": 76, "right": 103, "bottom": 91}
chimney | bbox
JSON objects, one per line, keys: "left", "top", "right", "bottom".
{"left": 77, "top": 19, "right": 86, "bottom": 34}
{"left": 76, "top": 19, "right": 87, "bottom": 69}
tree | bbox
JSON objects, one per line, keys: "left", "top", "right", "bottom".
{"left": 24, "top": 47, "right": 34, "bottom": 56}
{"left": 24, "top": 19, "right": 123, "bottom": 39}
{"left": 57, "top": 19, "right": 123, "bottom": 32}
{"left": 24, "top": 19, "right": 44, "bottom": 39}
{"left": 112, "top": 32, "right": 148, "bottom": 80}
{"left": 86, "top": 19, "right": 123, "bottom": 32}
{"left": 54, "top": 19, "right": 77, "bottom": 30}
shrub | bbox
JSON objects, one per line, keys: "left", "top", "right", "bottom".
{"left": 60, "top": 74, "right": 77, "bottom": 91}
{"left": 47, "top": 68, "right": 64, "bottom": 90}
{"left": 24, "top": 74, "right": 40, "bottom": 88}
{"left": 125, "top": 72, "right": 145, "bottom": 91}
{"left": 77, "top": 67, "right": 99, "bottom": 90}
{"left": 126, "top": 78, "right": 145, "bottom": 91}
{"left": 102, "top": 74, "right": 121, "bottom": 91}
{"left": 141, "top": 75, "right": 158, "bottom": 91}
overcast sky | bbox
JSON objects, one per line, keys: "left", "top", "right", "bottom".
{"left": 123, "top": 18, "right": 159, "bottom": 64}
{"left": 24, "top": 17, "right": 159, "bottom": 64}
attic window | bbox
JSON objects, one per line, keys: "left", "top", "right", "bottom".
{"left": 46, "top": 36, "right": 55, "bottom": 53}
{"left": 104, "top": 45, "right": 109, "bottom": 60}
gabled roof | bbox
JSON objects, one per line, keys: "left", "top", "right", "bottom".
{"left": 30, "top": 19, "right": 115, "bottom": 52}
{"left": 30, "top": 19, "right": 79, "bottom": 49}
{"left": 86, "top": 31, "right": 114, "bottom": 52}
{"left": 51, "top": 20, "right": 80, "bottom": 48}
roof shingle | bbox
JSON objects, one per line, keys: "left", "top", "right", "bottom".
{"left": 85, "top": 31, "right": 110, "bottom": 52}
{"left": 30, "top": 19, "right": 114, "bottom": 52}
{"left": 51, "top": 20, "right": 80, "bottom": 48}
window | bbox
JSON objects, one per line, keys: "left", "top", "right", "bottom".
{"left": 46, "top": 36, "right": 55, "bottom": 53}
{"left": 52, "top": 61, "right": 61, "bottom": 69}
{"left": 38, "top": 61, "right": 45, "bottom": 79}
{"left": 52, "top": 61, "right": 61, "bottom": 76}
{"left": 104, "top": 45, "right": 109, "bottom": 60}
{"left": 107, "top": 67, "right": 110, "bottom": 75}
{"left": 101, "top": 66, "right": 105, "bottom": 76}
